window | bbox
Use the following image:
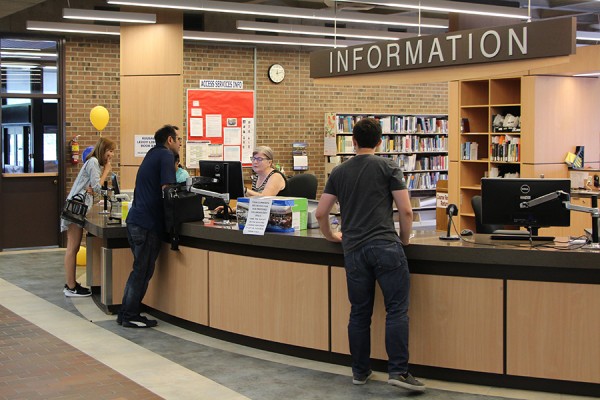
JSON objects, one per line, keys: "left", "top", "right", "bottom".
{"left": 1, "top": 37, "right": 61, "bottom": 173}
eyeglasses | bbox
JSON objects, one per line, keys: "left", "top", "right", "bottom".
{"left": 250, "top": 156, "right": 269, "bottom": 162}
{"left": 176, "top": 137, "right": 183, "bottom": 143}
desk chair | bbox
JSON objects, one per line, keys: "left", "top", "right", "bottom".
{"left": 286, "top": 173, "right": 318, "bottom": 200}
{"left": 471, "top": 195, "right": 504, "bottom": 234}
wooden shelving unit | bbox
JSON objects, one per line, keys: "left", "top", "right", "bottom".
{"left": 449, "top": 75, "right": 600, "bottom": 234}
{"left": 452, "top": 78, "right": 523, "bottom": 231}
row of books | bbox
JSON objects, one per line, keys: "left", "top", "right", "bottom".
{"left": 337, "top": 115, "right": 448, "bottom": 135}
{"left": 461, "top": 142, "right": 479, "bottom": 160}
{"left": 377, "top": 135, "right": 448, "bottom": 153}
{"left": 382, "top": 154, "right": 448, "bottom": 172}
{"left": 490, "top": 135, "right": 520, "bottom": 162}
{"left": 404, "top": 171, "right": 448, "bottom": 190}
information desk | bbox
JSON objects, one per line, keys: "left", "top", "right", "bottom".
{"left": 84, "top": 207, "right": 600, "bottom": 396}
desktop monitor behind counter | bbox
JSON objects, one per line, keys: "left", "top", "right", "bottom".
{"left": 198, "top": 160, "right": 245, "bottom": 209}
{"left": 481, "top": 178, "right": 571, "bottom": 240}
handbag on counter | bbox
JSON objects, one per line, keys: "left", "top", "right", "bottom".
{"left": 163, "top": 183, "right": 204, "bottom": 251}
{"left": 61, "top": 193, "right": 88, "bottom": 227}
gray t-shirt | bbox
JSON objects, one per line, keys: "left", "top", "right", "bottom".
{"left": 323, "top": 154, "right": 407, "bottom": 252}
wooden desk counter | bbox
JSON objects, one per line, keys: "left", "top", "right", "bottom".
{"left": 84, "top": 210, "right": 600, "bottom": 396}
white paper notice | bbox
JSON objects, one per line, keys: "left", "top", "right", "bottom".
{"left": 243, "top": 197, "right": 272, "bottom": 235}
{"left": 206, "top": 115, "right": 222, "bottom": 138}
{"left": 293, "top": 155, "right": 308, "bottom": 169}
{"left": 186, "top": 141, "right": 211, "bottom": 169}
{"left": 193, "top": 100, "right": 200, "bottom": 107}
{"left": 190, "top": 117, "right": 204, "bottom": 137}
{"left": 134, "top": 135, "right": 155, "bottom": 157}
{"left": 223, "top": 146, "right": 240, "bottom": 161}
{"left": 191, "top": 108, "right": 202, "bottom": 117}
{"left": 223, "top": 127, "right": 241, "bottom": 145}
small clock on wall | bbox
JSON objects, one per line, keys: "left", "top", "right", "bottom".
{"left": 268, "top": 63, "right": 285, "bottom": 84}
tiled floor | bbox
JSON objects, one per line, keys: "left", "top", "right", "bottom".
{"left": 0, "top": 249, "right": 597, "bottom": 400}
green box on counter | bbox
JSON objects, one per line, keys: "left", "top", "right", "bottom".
{"left": 236, "top": 197, "right": 308, "bottom": 232}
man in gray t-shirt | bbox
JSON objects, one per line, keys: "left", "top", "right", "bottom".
{"left": 316, "top": 118, "right": 425, "bottom": 393}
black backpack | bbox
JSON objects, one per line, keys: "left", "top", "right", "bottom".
{"left": 163, "top": 183, "right": 204, "bottom": 250}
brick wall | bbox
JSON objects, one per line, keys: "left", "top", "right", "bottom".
{"left": 64, "top": 37, "right": 120, "bottom": 193}
{"left": 64, "top": 38, "right": 447, "bottom": 196}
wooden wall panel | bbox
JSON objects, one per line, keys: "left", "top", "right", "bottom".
{"left": 120, "top": 75, "right": 183, "bottom": 167}
{"left": 145, "top": 244, "right": 209, "bottom": 325}
{"left": 108, "top": 248, "right": 133, "bottom": 307}
{"left": 120, "top": 165, "right": 139, "bottom": 191}
{"left": 209, "top": 252, "right": 329, "bottom": 350}
{"left": 409, "top": 274, "right": 504, "bottom": 373}
{"left": 120, "top": 10, "right": 183, "bottom": 76}
{"left": 332, "top": 270, "right": 504, "bottom": 373}
{"left": 522, "top": 76, "right": 600, "bottom": 166}
{"left": 507, "top": 280, "right": 600, "bottom": 383}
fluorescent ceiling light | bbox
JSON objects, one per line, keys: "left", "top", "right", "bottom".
{"left": 576, "top": 31, "right": 600, "bottom": 41}
{"left": 1, "top": 51, "right": 57, "bottom": 57}
{"left": 108, "top": 0, "right": 448, "bottom": 28}
{"left": 335, "top": 0, "right": 530, "bottom": 19}
{"left": 574, "top": 72, "right": 600, "bottom": 76}
{"left": 183, "top": 30, "right": 367, "bottom": 47}
{"left": 236, "top": 20, "right": 416, "bottom": 40}
{"left": 26, "top": 21, "right": 121, "bottom": 35}
{"left": 63, "top": 8, "right": 156, "bottom": 23}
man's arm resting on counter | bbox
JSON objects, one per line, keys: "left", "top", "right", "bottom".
{"left": 316, "top": 193, "right": 342, "bottom": 243}
{"left": 393, "top": 189, "right": 413, "bottom": 246}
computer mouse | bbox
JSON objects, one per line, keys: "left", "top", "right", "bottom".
{"left": 461, "top": 229, "right": 474, "bottom": 236}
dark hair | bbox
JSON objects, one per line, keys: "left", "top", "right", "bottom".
{"left": 352, "top": 118, "right": 382, "bottom": 149}
{"left": 154, "top": 124, "right": 179, "bottom": 145}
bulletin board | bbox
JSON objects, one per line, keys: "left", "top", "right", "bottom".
{"left": 186, "top": 89, "right": 255, "bottom": 168}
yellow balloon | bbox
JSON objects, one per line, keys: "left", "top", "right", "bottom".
{"left": 90, "top": 106, "right": 109, "bottom": 131}
{"left": 76, "top": 246, "right": 87, "bottom": 266}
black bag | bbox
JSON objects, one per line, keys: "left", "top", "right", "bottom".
{"left": 61, "top": 193, "right": 88, "bottom": 227}
{"left": 163, "top": 184, "right": 204, "bottom": 250}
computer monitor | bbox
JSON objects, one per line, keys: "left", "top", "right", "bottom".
{"left": 110, "top": 173, "right": 120, "bottom": 195}
{"left": 481, "top": 178, "right": 570, "bottom": 239}
{"left": 198, "top": 160, "right": 245, "bottom": 207}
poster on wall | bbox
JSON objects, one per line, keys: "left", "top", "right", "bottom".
{"left": 186, "top": 89, "right": 255, "bottom": 168}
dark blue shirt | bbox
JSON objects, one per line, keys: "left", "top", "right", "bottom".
{"left": 126, "top": 144, "right": 176, "bottom": 233}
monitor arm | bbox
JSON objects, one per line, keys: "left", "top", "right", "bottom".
{"left": 185, "top": 176, "right": 230, "bottom": 204}
{"left": 520, "top": 190, "right": 599, "bottom": 244}
{"left": 519, "top": 190, "right": 571, "bottom": 209}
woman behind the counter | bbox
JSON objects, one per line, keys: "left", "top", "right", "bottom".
{"left": 245, "top": 146, "right": 288, "bottom": 197}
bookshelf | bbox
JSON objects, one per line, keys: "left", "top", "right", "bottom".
{"left": 324, "top": 112, "right": 449, "bottom": 230}
{"left": 449, "top": 75, "right": 600, "bottom": 234}
{"left": 450, "top": 78, "right": 522, "bottom": 231}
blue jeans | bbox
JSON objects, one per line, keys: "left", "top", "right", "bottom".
{"left": 343, "top": 239, "right": 410, "bottom": 378}
{"left": 119, "top": 223, "right": 162, "bottom": 321}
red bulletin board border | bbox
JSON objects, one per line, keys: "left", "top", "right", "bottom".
{"left": 186, "top": 89, "right": 255, "bottom": 165}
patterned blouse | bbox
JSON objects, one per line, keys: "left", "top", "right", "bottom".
{"left": 251, "top": 169, "right": 287, "bottom": 195}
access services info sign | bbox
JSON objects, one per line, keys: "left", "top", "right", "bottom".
{"left": 310, "top": 18, "right": 576, "bottom": 78}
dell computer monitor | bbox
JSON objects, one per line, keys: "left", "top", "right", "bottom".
{"left": 198, "top": 160, "right": 245, "bottom": 203}
{"left": 481, "top": 178, "right": 570, "bottom": 237}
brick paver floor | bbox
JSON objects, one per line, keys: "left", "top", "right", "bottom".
{"left": 0, "top": 305, "right": 162, "bottom": 400}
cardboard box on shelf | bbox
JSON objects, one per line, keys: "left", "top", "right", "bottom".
{"left": 236, "top": 197, "right": 308, "bottom": 232}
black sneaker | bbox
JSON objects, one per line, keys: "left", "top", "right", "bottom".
{"left": 122, "top": 315, "right": 158, "bottom": 328}
{"left": 352, "top": 370, "right": 373, "bottom": 385}
{"left": 63, "top": 282, "right": 91, "bottom": 297}
{"left": 388, "top": 372, "right": 426, "bottom": 392}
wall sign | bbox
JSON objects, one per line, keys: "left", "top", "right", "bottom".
{"left": 310, "top": 18, "right": 576, "bottom": 79}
